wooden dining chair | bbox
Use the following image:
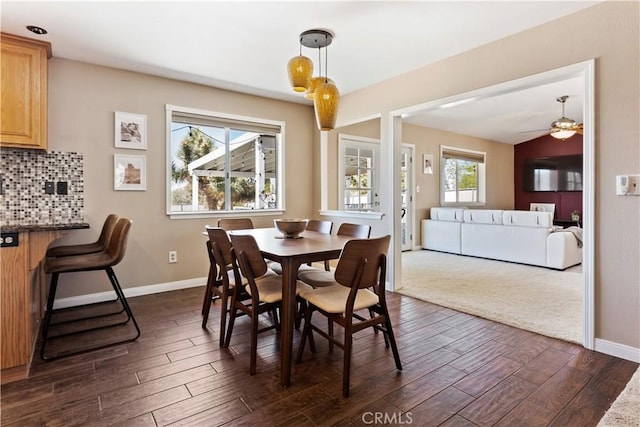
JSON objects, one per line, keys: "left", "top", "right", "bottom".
{"left": 201, "top": 226, "right": 250, "bottom": 347}
{"left": 218, "top": 217, "right": 254, "bottom": 231}
{"left": 306, "top": 219, "right": 333, "bottom": 234}
{"left": 226, "top": 233, "right": 312, "bottom": 374}
{"left": 296, "top": 235, "right": 401, "bottom": 397}
{"left": 297, "top": 222, "right": 371, "bottom": 287}
{"left": 270, "top": 219, "right": 334, "bottom": 275}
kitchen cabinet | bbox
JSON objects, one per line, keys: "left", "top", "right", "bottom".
{"left": 0, "top": 33, "right": 52, "bottom": 150}
{"left": 1, "top": 230, "right": 64, "bottom": 383}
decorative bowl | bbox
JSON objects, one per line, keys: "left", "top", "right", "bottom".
{"left": 274, "top": 219, "right": 308, "bottom": 238}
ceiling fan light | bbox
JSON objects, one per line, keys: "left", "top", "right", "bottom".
{"left": 287, "top": 55, "right": 313, "bottom": 92}
{"left": 314, "top": 80, "right": 340, "bottom": 131}
{"left": 550, "top": 128, "right": 577, "bottom": 140}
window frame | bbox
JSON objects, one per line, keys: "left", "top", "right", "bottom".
{"left": 439, "top": 145, "right": 486, "bottom": 207}
{"left": 338, "top": 134, "right": 380, "bottom": 212}
{"left": 166, "top": 104, "right": 286, "bottom": 219}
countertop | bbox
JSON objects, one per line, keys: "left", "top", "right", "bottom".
{"left": 0, "top": 223, "right": 90, "bottom": 233}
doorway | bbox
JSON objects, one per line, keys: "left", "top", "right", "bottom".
{"left": 389, "top": 60, "right": 595, "bottom": 349}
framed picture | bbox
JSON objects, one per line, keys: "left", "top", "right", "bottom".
{"left": 114, "top": 154, "right": 146, "bottom": 191}
{"left": 115, "top": 111, "right": 147, "bottom": 149}
{"left": 423, "top": 153, "right": 434, "bottom": 174}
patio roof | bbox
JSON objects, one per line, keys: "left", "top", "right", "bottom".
{"left": 188, "top": 132, "right": 276, "bottom": 175}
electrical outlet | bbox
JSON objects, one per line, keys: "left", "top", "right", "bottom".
{"left": 168, "top": 250, "right": 177, "bottom": 263}
{"left": 56, "top": 181, "right": 68, "bottom": 195}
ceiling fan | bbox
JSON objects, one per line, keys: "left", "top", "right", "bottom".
{"left": 522, "top": 95, "right": 583, "bottom": 140}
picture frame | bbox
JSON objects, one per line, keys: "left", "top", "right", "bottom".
{"left": 423, "top": 153, "right": 434, "bottom": 174}
{"left": 114, "top": 154, "right": 146, "bottom": 191}
{"left": 115, "top": 111, "right": 147, "bottom": 150}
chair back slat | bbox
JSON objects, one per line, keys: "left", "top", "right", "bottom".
{"left": 337, "top": 223, "right": 371, "bottom": 238}
{"left": 205, "top": 226, "right": 233, "bottom": 266}
{"left": 334, "top": 235, "right": 390, "bottom": 289}
{"left": 218, "top": 218, "right": 254, "bottom": 231}
{"left": 229, "top": 234, "right": 268, "bottom": 278}
{"left": 306, "top": 219, "right": 333, "bottom": 234}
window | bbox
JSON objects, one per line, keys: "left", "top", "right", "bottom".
{"left": 167, "top": 105, "right": 283, "bottom": 215}
{"left": 440, "top": 145, "right": 486, "bottom": 205}
{"left": 338, "top": 135, "right": 380, "bottom": 211}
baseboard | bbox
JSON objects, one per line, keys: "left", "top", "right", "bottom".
{"left": 595, "top": 338, "right": 640, "bottom": 363}
{"left": 52, "top": 277, "right": 207, "bottom": 309}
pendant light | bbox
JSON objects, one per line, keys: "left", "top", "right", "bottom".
{"left": 305, "top": 47, "right": 334, "bottom": 100}
{"left": 550, "top": 96, "right": 578, "bottom": 140}
{"left": 287, "top": 39, "right": 312, "bottom": 92}
{"left": 314, "top": 78, "right": 340, "bottom": 131}
{"left": 290, "top": 29, "right": 340, "bottom": 131}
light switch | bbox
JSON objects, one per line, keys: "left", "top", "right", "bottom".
{"left": 616, "top": 174, "right": 640, "bottom": 196}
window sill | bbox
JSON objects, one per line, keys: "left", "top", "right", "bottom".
{"left": 168, "top": 210, "right": 285, "bottom": 220}
{"left": 319, "top": 210, "right": 385, "bottom": 220}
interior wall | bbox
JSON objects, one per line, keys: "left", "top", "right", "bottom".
{"left": 402, "top": 123, "right": 514, "bottom": 246}
{"left": 514, "top": 134, "right": 583, "bottom": 221}
{"left": 335, "top": 1, "right": 639, "bottom": 349}
{"left": 47, "top": 59, "right": 316, "bottom": 299}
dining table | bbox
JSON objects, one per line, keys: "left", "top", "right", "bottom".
{"left": 229, "top": 227, "right": 352, "bottom": 387}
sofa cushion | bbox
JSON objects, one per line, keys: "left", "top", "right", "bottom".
{"left": 463, "top": 209, "right": 504, "bottom": 225}
{"left": 502, "top": 210, "right": 553, "bottom": 228}
{"left": 430, "top": 207, "right": 464, "bottom": 222}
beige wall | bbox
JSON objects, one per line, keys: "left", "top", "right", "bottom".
{"left": 402, "top": 123, "right": 514, "bottom": 246}
{"left": 47, "top": 59, "right": 316, "bottom": 298}
{"left": 336, "top": 1, "right": 640, "bottom": 349}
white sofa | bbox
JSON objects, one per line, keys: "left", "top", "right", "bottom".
{"left": 421, "top": 207, "right": 582, "bottom": 270}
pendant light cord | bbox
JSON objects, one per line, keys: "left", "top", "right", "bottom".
{"left": 324, "top": 34, "right": 329, "bottom": 83}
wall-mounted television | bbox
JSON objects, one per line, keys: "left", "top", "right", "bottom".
{"left": 523, "top": 154, "right": 583, "bottom": 192}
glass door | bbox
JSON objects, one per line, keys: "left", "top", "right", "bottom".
{"left": 401, "top": 145, "right": 414, "bottom": 251}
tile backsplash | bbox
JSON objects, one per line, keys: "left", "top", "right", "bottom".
{"left": 0, "top": 149, "right": 84, "bottom": 226}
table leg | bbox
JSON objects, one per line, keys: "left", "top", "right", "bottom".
{"left": 279, "top": 257, "right": 301, "bottom": 387}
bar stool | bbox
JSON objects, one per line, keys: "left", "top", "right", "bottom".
{"left": 40, "top": 217, "right": 140, "bottom": 360}
{"left": 46, "top": 214, "right": 119, "bottom": 258}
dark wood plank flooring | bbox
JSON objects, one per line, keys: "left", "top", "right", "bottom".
{"left": 1, "top": 287, "right": 637, "bottom": 426}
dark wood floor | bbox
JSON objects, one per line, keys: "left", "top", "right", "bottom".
{"left": 1, "top": 286, "right": 637, "bottom": 426}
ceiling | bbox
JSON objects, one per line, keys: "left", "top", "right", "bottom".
{"left": 1, "top": 1, "right": 598, "bottom": 144}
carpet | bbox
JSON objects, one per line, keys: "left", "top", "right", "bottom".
{"left": 597, "top": 366, "right": 640, "bottom": 426}
{"left": 398, "top": 250, "right": 583, "bottom": 344}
